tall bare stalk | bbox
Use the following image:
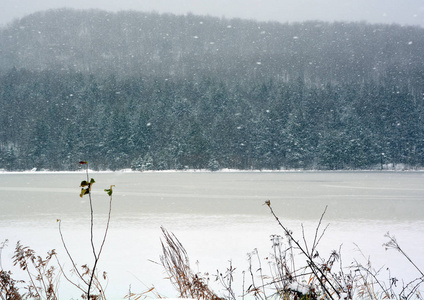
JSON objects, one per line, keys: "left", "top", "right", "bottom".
{"left": 57, "top": 161, "right": 114, "bottom": 299}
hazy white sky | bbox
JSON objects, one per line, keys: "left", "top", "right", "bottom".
{"left": 1, "top": 0, "right": 424, "bottom": 27}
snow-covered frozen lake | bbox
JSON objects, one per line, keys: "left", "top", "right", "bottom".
{"left": 0, "top": 171, "right": 423, "bottom": 299}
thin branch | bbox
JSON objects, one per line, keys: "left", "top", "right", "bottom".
{"left": 384, "top": 233, "right": 424, "bottom": 277}
{"left": 311, "top": 205, "right": 328, "bottom": 255}
{"left": 54, "top": 257, "right": 86, "bottom": 294}
{"left": 301, "top": 224, "right": 310, "bottom": 256}
{"left": 57, "top": 220, "right": 88, "bottom": 286}
{"left": 98, "top": 194, "right": 113, "bottom": 259}
{"left": 265, "top": 201, "right": 339, "bottom": 299}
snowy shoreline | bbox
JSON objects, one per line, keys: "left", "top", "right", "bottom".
{"left": 1, "top": 165, "right": 423, "bottom": 174}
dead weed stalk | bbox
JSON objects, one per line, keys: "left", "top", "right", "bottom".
{"left": 160, "top": 226, "right": 224, "bottom": 300}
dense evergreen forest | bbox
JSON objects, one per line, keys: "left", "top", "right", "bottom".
{"left": 0, "top": 9, "right": 423, "bottom": 170}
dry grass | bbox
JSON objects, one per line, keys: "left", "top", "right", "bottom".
{"left": 159, "top": 202, "right": 424, "bottom": 300}
{"left": 160, "top": 227, "right": 224, "bottom": 300}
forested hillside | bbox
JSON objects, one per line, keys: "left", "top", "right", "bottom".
{"left": 0, "top": 9, "right": 423, "bottom": 170}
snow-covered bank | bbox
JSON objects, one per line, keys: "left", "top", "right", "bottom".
{"left": 2, "top": 163, "right": 424, "bottom": 174}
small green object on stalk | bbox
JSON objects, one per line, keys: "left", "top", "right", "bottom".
{"left": 104, "top": 185, "right": 115, "bottom": 196}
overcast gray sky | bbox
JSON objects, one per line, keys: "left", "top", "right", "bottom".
{"left": 1, "top": 0, "right": 424, "bottom": 27}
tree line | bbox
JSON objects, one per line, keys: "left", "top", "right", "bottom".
{"left": 0, "top": 68, "right": 423, "bottom": 171}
